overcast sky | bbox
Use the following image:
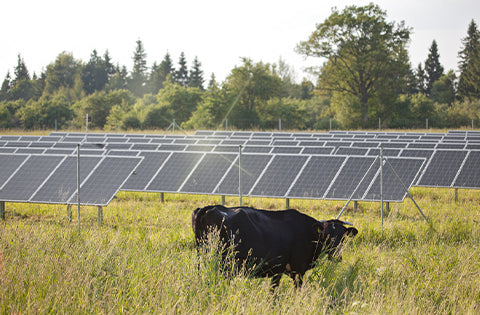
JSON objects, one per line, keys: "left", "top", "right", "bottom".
{"left": 1, "top": 0, "right": 479, "bottom": 84}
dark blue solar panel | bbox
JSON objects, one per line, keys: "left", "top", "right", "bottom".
{"left": 250, "top": 155, "right": 308, "bottom": 197}
{"left": 146, "top": 152, "right": 203, "bottom": 192}
{"left": 287, "top": 156, "right": 346, "bottom": 199}
{"left": 417, "top": 150, "right": 468, "bottom": 187}
{"left": 180, "top": 153, "right": 237, "bottom": 194}
{"left": 215, "top": 154, "right": 272, "bottom": 196}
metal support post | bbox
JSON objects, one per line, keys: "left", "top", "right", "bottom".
{"left": 354, "top": 201, "right": 358, "bottom": 214}
{"left": 0, "top": 201, "right": 5, "bottom": 220}
{"left": 455, "top": 188, "right": 458, "bottom": 203}
{"left": 98, "top": 206, "right": 103, "bottom": 225}
{"left": 238, "top": 145, "right": 243, "bottom": 206}
{"left": 77, "top": 143, "right": 81, "bottom": 231}
{"left": 221, "top": 195, "right": 226, "bottom": 206}
{"left": 380, "top": 146, "right": 384, "bottom": 230}
{"left": 67, "top": 204, "right": 72, "bottom": 222}
{"left": 286, "top": 198, "right": 290, "bottom": 209}
{"left": 384, "top": 157, "right": 428, "bottom": 222}
{"left": 160, "top": 192, "right": 165, "bottom": 203}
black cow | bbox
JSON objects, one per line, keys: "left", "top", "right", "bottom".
{"left": 192, "top": 205, "right": 358, "bottom": 288}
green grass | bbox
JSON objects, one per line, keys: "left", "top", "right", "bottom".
{"left": 1, "top": 189, "right": 479, "bottom": 313}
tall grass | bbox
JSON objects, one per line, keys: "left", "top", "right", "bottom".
{"left": 1, "top": 188, "right": 479, "bottom": 313}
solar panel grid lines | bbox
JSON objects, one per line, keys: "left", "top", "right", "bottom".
{"left": 416, "top": 150, "right": 469, "bottom": 187}
{"left": 214, "top": 154, "right": 273, "bottom": 196}
{"left": 363, "top": 157, "right": 426, "bottom": 202}
{"left": 0, "top": 154, "right": 29, "bottom": 189}
{"left": 121, "top": 151, "right": 172, "bottom": 191}
{"left": 30, "top": 155, "right": 101, "bottom": 204}
{"left": 286, "top": 155, "right": 346, "bottom": 199}
{"left": 145, "top": 152, "right": 204, "bottom": 192}
{"left": 324, "top": 156, "right": 377, "bottom": 200}
{"left": 179, "top": 153, "right": 238, "bottom": 194}
{"left": 249, "top": 155, "right": 309, "bottom": 198}
{"left": 66, "top": 155, "right": 143, "bottom": 206}
{"left": 0, "top": 155, "right": 66, "bottom": 202}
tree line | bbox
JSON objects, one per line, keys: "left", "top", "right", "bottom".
{"left": 1, "top": 4, "right": 480, "bottom": 131}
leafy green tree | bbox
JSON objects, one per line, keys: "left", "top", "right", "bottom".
{"left": 18, "top": 93, "right": 73, "bottom": 129}
{"left": 431, "top": 71, "right": 456, "bottom": 105}
{"left": 296, "top": 3, "right": 411, "bottom": 127}
{"left": 257, "top": 97, "right": 308, "bottom": 129}
{"left": 457, "top": 20, "right": 480, "bottom": 101}
{"left": 43, "top": 52, "right": 83, "bottom": 96}
{"left": 73, "top": 89, "right": 135, "bottom": 129}
{"left": 156, "top": 79, "right": 203, "bottom": 125}
{"left": 414, "top": 63, "right": 427, "bottom": 94}
{"left": 129, "top": 39, "right": 148, "bottom": 97}
{"left": 223, "top": 58, "right": 283, "bottom": 129}
{"left": 189, "top": 56, "right": 204, "bottom": 90}
{"left": 175, "top": 52, "right": 189, "bottom": 87}
{"left": 424, "top": 40, "right": 444, "bottom": 96}
{"left": 184, "top": 77, "right": 229, "bottom": 129}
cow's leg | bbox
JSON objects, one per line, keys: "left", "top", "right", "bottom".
{"left": 270, "top": 274, "right": 282, "bottom": 291}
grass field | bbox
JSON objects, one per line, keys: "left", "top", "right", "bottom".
{"left": 1, "top": 187, "right": 479, "bottom": 314}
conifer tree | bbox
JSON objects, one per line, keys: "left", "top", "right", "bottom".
{"left": 458, "top": 20, "right": 480, "bottom": 101}
{"left": 0, "top": 72, "right": 11, "bottom": 101}
{"left": 175, "top": 52, "right": 189, "bottom": 87}
{"left": 424, "top": 40, "right": 444, "bottom": 95}
{"left": 189, "top": 56, "right": 204, "bottom": 90}
{"left": 13, "top": 54, "right": 30, "bottom": 84}
{"left": 129, "top": 39, "right": 148, "bottom": 97}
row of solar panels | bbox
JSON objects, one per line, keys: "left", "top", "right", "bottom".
{"left": 0, "top": 154, "right": 142, "bottom": 206}
{"left": 108, "top": 151, "right": 424, "bottom": 202}
{"left": 1, "top": 130, "right": 479, "bottom": 208}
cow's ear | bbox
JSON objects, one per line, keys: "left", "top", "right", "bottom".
{"left": 346, "top": 227, "right": 358, "bottom": 237}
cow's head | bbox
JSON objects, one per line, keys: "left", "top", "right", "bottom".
{"left": 316, "top": 219, "right": 358, "bottom": 261}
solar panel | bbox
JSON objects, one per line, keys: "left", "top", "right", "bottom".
{"left": 287, "top": 155, "right": 346, "bottom": 198}
{"left": 180, "top": 153, "right": 237, "bottom": 194}
{"left": 363, "top": 157, "right": 426, "bottom": 202}
{"left": 301, "top": 147, "right": 335, "bottom": 154}
{"left": 121, "top": 151, "right": 171, "bottom": 191}
{"left": 0, "top": 154, "right": 29, "bottom": 188}
{"left": 30, "top": 156, "right": 102, "bottom": 204}
{"left": 453, "top": 151, "right": 480, "bottom": 188}
{"left": 325, "top": 156, "right": 377, "bottom": 200}
{"left": 417, "top": 150, "right": 468, "bottom": 187}
{"left": 215, "top": 154, "right": 272, "bottom": 195}
{"left": 271, "top": 146, "right": 302, "bottom": 154}
{"left": 146, "top": 152, "right": 204, "bottom": 192}
{"left": 0, "top": 155, "right": 65, "bottom": 202}
{"left": 335, "top": 147, "right": 368, "bottom": 155}
{"left": 68, "top": 156, "right": 142, "bottom": 206}
{"left": 250, "top": 155, "right": 308, "bottom": 197}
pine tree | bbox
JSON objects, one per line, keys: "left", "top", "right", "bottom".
{"left": 424, "top": 40, "right": 444, "bottom": 95}
{"left": 0, "top": 72, "right": 11, "bottom": 101}
{"left": 103, "top": 50, "right": 116, "bottom": 78}
{"left": 129, "top": 39, "right": 148, "bottom": 97}
{"left": 82, "top": 49, "right": 109, "bottom": 94}
{"left": 415, "top": 63, "right": 427, "bottom": 94}
{"left": 458, "top": 20, "right": 480, "bottom": 101}
{"left": 13, "top": 54, "right": 30, "bottom": 84}
{"left": 189, "top": 56, "right": 204, "bottom": 90}
{"left": 175, "top": 52, "right": 189, "bottom": 87}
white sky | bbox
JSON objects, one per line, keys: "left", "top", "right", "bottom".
{"left": 1, "top": 0, "right": 479, "bottom": 84}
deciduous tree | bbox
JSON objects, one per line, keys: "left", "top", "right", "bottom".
{"left": 296, "top": 4, "right": 411, "bottom": 127}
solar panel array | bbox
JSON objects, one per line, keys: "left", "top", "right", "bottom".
{"left": 0, "top": 153, "right": 142, "bottom": 206}
{"left": 1, "top": 129, "right": 479, "bottom": 207}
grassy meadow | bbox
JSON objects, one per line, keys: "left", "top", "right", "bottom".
{"left": 1, "top": 187, "right": 479, "bottom": 314}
